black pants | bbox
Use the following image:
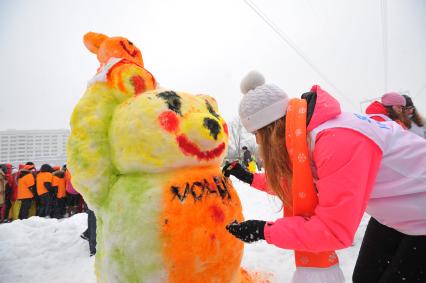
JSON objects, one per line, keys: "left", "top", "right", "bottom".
{"left": 49, "top": 193, "right": 57, "bottom": 218}
{"left": 19, "top": 199, "right": 32, "bottom": 219}
{"left": 353, "top": 217, "right": 426, "bottom": 283}
{"left": 4, "top": 185, "right": 12, "bottom": 220}
{"left": 87, "top": 209, "right": 97, "bottom": 254}
{"left": 37, "top": 193, "right": 50, "bottom": 217}
{"left": 54, "top": 198, "right": 65, "bottom": 218}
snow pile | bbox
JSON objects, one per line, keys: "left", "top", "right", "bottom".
{"left": 0, "top": 213, "right": 96, "bottom": 283}
{"left": 0, "top": 177, "right": 367, "bottom": 282}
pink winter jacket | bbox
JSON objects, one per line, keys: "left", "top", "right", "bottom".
{"left": 252, "top": 86, "right": 383, "bottom": 252}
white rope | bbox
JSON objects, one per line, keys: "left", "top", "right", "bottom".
{"left": 243, "top": 0, "right": 358, "bottom": 109}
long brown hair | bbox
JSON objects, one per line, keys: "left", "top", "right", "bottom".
{"left": 402, "top": 95, "right": 425, "bottom": 127}
{"left": 384, "top": 106, "right": 411, "bottom": 128}
{"left": 410, "top": 109, "right": 425, "bottom": 127}
{"left": 256, "top": 116, "right": 293, "bottom": 208}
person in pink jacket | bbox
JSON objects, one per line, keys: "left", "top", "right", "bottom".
{"left": 223, "top": 71, "right": 426, "bottom": 283}
{"left": 64, "top": 166, "right": 82, "bottom": 216}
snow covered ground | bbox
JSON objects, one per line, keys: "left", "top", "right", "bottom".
{"left": 0, "top": 177, "right": 368, "bottom": 283}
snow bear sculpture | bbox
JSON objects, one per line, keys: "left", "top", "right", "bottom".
{"left": 67, "top": 32, "right": 248, "bottom": 282}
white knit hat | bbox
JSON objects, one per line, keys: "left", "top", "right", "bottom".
{"left": 239, "top": 71, "right": 289, "bottom": 133}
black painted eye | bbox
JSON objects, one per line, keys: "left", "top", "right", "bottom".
{"left": 157, "top": 91, "right": 182, "bottom": 116}
{"left": 206, "top": 100, "right": 220, "bottom": 119}
{"left": 204, "top": 118, "right": 220, "bottom": 140}
{"left": 128, "top": 40, "right": 133, "bottom": 46}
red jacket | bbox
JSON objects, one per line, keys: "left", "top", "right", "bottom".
{"left": 365, "top": 101, "right": 388, "bottom": 121}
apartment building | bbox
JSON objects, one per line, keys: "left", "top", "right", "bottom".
{"left": 0, "top": 129, "right": 70, "bottom": 167}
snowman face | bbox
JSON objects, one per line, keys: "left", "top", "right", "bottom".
{"left": 109, "top": 89, "right": 229, "bottom": 173}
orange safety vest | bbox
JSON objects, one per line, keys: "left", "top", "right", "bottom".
{"left": 36, "top": 172, "right": 53, "bottom": 196}
{"left": 17, "top": 172, "right": 35, "bottom": 200}
{"left": 285, "top": 98, "right": 339, "bottom": 268}
{"left": 52, "top": 175, "right": 66, "bottom": 199}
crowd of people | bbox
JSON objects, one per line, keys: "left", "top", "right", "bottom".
{"left": 366, "top": 92, "right": 425, "bottom": 137}
{"left": 0, "top": 162, "right": 85, "bottom": 222}
{"left": 0, "top": 161, "right": 97, "bottom": 256}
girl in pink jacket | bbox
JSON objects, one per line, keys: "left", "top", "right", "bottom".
{"left": 224, "top": 71, "right": 426, "bottom": 283}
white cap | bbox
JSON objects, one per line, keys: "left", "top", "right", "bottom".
{"left": 238, "top": 71, "right": 289, "bottom": 133}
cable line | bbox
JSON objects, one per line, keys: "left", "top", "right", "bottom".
{"left": 243, "top": 0, "right": 358, "bottom": 109}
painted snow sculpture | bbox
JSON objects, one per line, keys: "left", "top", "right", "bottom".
{"left": 67, "top": 32, "right": 247, "bottom": 282}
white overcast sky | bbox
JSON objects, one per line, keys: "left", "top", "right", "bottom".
{"left": 0, "top": 0, "right": 425, "bottom": 130}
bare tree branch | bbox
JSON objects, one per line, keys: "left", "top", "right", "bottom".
{"left": 227, "top": 116, "right": 257, "bottom": 162}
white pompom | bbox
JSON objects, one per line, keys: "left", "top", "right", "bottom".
{"left": 240, "top": 70, "right": 265, "bottom": 94}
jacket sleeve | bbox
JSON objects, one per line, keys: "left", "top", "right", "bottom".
{"left": 250, "top": 173, "right": 275, "bottom": 195}
{"left": 263, "top": 128, "right": 383, "bottom": 251}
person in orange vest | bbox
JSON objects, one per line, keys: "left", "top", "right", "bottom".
{"left": 36, "top": 164, "right": 54, "bottom": 217}
{"left": 50, "top": 166, "right": 61, "bottom": 217}
{"left": 52, "top": 169, "right": 66, "bottom": 218}
{"left": 17, "top": 165, "right": 36, "bottom": 219}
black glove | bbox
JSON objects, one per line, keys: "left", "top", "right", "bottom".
{"left": 225, "top": 220, "right": 266, "bottom": 243}
{"left": 222, "top": 161, "right": 253, "bottom": 184}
